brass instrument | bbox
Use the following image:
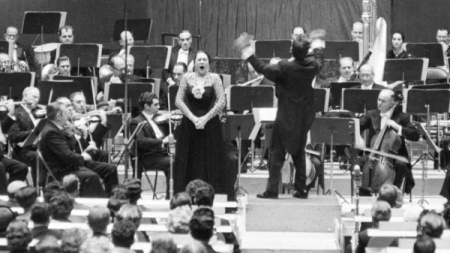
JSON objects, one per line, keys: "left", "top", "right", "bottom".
{"left": 361, "top": 0, "right": 377, "bottom": 56}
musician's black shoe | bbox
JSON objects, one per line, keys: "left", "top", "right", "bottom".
{"left": 293, "top": 190, "right": 309, "bottom": 199}
{"left": 256, "top": 192, "right": 278, "bottom": 199}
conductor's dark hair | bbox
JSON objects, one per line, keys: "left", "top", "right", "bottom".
{"left": 189, "top": 207, "right": 215, "bottom": 241}
{"left": 46, "top": 102, "right": 65, "bottom": 121}
{"left": 138, "top": 92, "right": 158, "bottom": 109}
{"left": 413, "top": 236, "right": 436, "bottom": 253}
{"left": 57, "top": 56, "right": 71, "bottom": 67}
{"left": 112, "top": 220, "right": 136, "bottom": 248}
{"left": 179, "top": 30, "right": 192, "bottom": 39}
{"left": 194, "top": 50, "right": 212, "bottom": 64}
{"left": 30, "top": 202, "right": 51, "bottom": 224}
{"left": 174, "top": 62, "right": 188, "bottom": 72}
{"left": 291, "top": 37, "right": 311, "bottom": 61}
{"left": 58, "top": 25, "right": 74, "bottom": 36}
{"left": 392, "top": 31, "right": 405, "bottom": 42}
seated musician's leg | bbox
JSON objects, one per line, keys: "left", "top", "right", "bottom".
{"left": 140, "top": 154, "right": 170, "bottom": 199}
{"left": 2, "top": 156, "right": 28, "bottom": 183}
{"left": 74, "top": 168, "right": 107, "bottom": 198}
{"left": 88, "top": 161, "right": 118, "bottom": 197}
{"left": 19, "top": 150, "right": 40, "bottom": 186}
{"left": 89, "top": 150, "right": 109, "bottom": 163}
{"left": 393, "top": 161, "right": 414, "bottom": 194}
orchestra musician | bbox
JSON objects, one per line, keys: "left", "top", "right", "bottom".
{"left": 7, "top": 87, "right": 44, "bottom": 186}
{"left": 118, "top": 31, "right": 134, "bottom": 57}
{"left": 238, "top": 34, "right": 325, "bottom": 199}
{"left": 56, "top": 56, "right": 71, "bottom": 77}
{"left": 50, "top": 25, "right": 75, "bottom": 63}
{"left": 160, "top": 62, "right": 188, "bottom": 111}
{"left": 356, "top": 89, "right": 420, "bottom": 195}
{"left": 129, "top": 92, "right": 171, "bottom": 199}
{"left": 436, "top": 28, "right": 449, "bottom": 56}
{"left": 351, "top": 22, "right": 364, "bottom": 42}
{"left": 163, "top": 30, "right": 197, "bottom": 86}
{"left": 291, "top": 27, "right": 307, "bottom": 41}
{"left": 387, "top": 32, "right": 408, "bottom": 59}
{"left": 40, "top": 102, "right": 118, "bottom": 197}
{"left": 3, "top": 26, "right": 32, "bottom": 71}
{"left": 351, "top": 64, "right": 385, "bottom": 89}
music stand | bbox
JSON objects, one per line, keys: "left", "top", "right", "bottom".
{"left": 112, "top": 19, "right": 152, "bottom": 42}
{"left": 38, "top": 80, "right": 81, "bottom": 105}
{"left": 224, "top": 114, "right": 255, "bottom": 196}
{"left": 383, "top": 59, "right": 428, "bottom": 83}
{"left": 104, "top": 114, "right": 124, "bottom": 163}
{"left": 0, "top": 73, "right": 36, "bottom": 100}
{"left": 324, "top": 41, "right": 359, "bottom": 61}
{"left": 254, "top": 40, "right": 292, "bottom": 59}
{"left": 129, "top": 46, "right": 172, "bottom": 78}
{"left": 342, "top": 89, "right": 379, "bottom": 113}
{"left": 106, "top": 82, "right": 154, "bottom": 109}
{"left": 406, "top": 43, "right": 446, "bottom": 67}
{"left": 227, "top": 86, "right": 275, "bottom": 111}
{"left": 168, "top": 86, "right": 179, "bottom": 111}
{"left": 313, "top": 88, "right": 330, "bottom": 113}
{"left": 329, "top": 82, "right": 360, "bottom": 109}
{"left": 22, "top": 12, "right": 66, "bottom": 35}
{"left": 0, "top": 41, "right": 13, "bottom": 56}
{"left": 310, "top": 117, "right": 360, "bottom": 200}
{"left": 20, "top": 119, "right": 48, "bottom": 148}
{"left": 412, "top": 83, "right": 450, "bottom": 89}
{"left": 53, "top": 76, "right": 96, "bottom": 105}
{"left": 57, "top": 44, "right": 102, "bottom": 75}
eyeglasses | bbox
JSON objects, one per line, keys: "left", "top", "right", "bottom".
{"left": 5, "top": 34, "right": 18, "bottom": 38}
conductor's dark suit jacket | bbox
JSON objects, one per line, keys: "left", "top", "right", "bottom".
{"left": 161, "top": 45, "right": 197, "bottom": 82}
{"left": 247, "top": 49, "right": 323, "bottom": 154}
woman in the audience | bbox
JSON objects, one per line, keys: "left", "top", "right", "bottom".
{"left": 6, "top": 220, "right": 32, "bottom": 253}
{"left": 116, "top": 204, "right": 148, "bottom": 242}
{"left": 150, "top": 234, "right": 177, "bottom": 253}
{"left": 180, "top": 241, "right": 208, "bottom": 253}
{"left": 61, "top": 228, "right": 87, "bottom": 253}
{"left": 49, "top": 192, "right": 75, "bottom": 223}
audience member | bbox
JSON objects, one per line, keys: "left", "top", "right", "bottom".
{"left": 150, "top": 234, "right": 177, "bottom": 253}
{"left": 180, "top": 239, "right": 208, "bottom": 253}
{"left": 107, "top": 196, "right": 129, "bottom": 222}
{"left": 123, "top": 178, "right": 143, "bottom": 205}
{"left": 61, "top": 228, "right": 88, "bottom": 253}
{"left": 6, "top": 220, "right": 32, "bottom": 253}
{"left": 63, "top": 174, "right": 90, "bottom": 209}
{"left": 417, "top": 211, "right": 446, "bottom": 238}
{"left": 0, "top": 206, "right": 17, "bottom": 237}
{"left": 88, "top": 206, "right": 111, "bottom": 237}
{"left": 189, "top": 207, "right": 217, "bottom": 253}
{"left": 49, "top": 192, "right": 74, "bottom": 222}
{"left": 170, "top": 192, "right": 192, "bottom": 210}
{"left": 356, "top": 201, "right": 391, "bottom": 253}
{"left": 186, "top": 179, "right": 208, "bottom": 203}
{"left": 194, "top": 183, "right": 215, "bottom": 207}
{"left": 80, "top": 236, "right": 111, "bottom": 253}
{"left": 43, "top": 181, "right": 64, "bottom": 203}
{"left": 111, "top": 185, "right": 129, "bottom": 200}
{"left": 5, "top": 181, "right": 27, "bottom": 207}
{"left": 116, "top": 204, "right": 148, "bottom": 242}
{"left": 377, "top": 184, "right": 398, "bottom": 208}
{"left": 111, "top": 220, "right": 136, "bottom": 253}
{"left": 414, "top": 236, "right": 436, "bottom": 253}
{"left": 35, "top": 236, "right": 61, "bottom": 253}
{"left": 30, "top": 202, "right": 63, "bottom": 240}
{"left": 15, "top": 186, "right": 38, "bottom": 221}
{"left": 167, "top": 204, "right": 192, "bottom": 233}
{"left": 443, "top": 202, "right": 450, "bottom": 228}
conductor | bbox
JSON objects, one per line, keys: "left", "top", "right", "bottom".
{"left": 237, "top": 34, "right": 324, "bottom": 199}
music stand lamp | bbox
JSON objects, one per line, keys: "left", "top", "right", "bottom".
{"left": 405, "top": 89, "right": 450, "bottom": 204}
{"left": 57, "top": 44, "right": 102, "bottom": 77}
{"left": 311, "top": 117, "right": 359, "bottom": 202}
{"left": 130, "top": 45, "right": 172, "bottom": 78}
{"left": 324, "top": 41, "right": 359, "bottom": 61}
{"left": 254, "top": 40, "right": 292, "bottom": 59}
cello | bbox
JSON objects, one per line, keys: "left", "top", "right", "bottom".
{"left": 361, "top": 99, "right": 408, "bottom": 193}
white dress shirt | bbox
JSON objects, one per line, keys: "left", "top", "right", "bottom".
{"left": 177, "top": 48, "right": 189, "bottom": 65}
{"left": 142, "top": 111, "right": 164, "bottom": 139}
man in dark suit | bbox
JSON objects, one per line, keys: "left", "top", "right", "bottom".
{"left": 8, "top": 87, "right": 43, "bottom": 186}
{"left": 240, "top": 35, "right": 324, "bottom": 199}
{"left": 3, "top": 26, "right": 34, "bottom": 71}
{"left": 40, "top": 102, "right": 118, "bottom": 197}
{"left": 357, "top": 89, "right": 420, "bottom": 194}
{"left": 129, "top": 92, "right": 170, "bottom": 198}
{"left": 162, "top": 30, "right": 197, "bottom": 86}
{"left": 351, "top": 64, "right": 385, "bottom": 90}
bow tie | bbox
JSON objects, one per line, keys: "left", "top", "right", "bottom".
{"left": 380, "top": 112, "right": 389, "bottom": 118}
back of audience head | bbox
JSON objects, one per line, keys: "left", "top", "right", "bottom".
{"left": 44, "top": 181, "right": 65, "bottom": 203}
{"left": 123, "top": 178, "right": 142, "bottom": 204}
{"left": 167, "top": 204, "right": 192, "bottom": 233}
{"left": 0, "top": 206, "right": 17, "bottom": 234}
{"left": 61, "top": 228, "right": 87, "bottom": 253}
{"left": 443, "top": 202, "right": 450, "bottom": 228}
{"left": 80, "top": 236, "right": 111, "bottom": 253}
{"left": 414, "top": 236, "right": 436, "bottom": 253}
{"left": 49, "top": 191, "right": 74, "bottom": 221}
{"left": 170, "top": 192, "right": 192, "bottom": 210}
{"left": 31, "top": 202, "right": 51, "bottom": 225}
{"left": 150, "top": 234, "right": 177, "bottom": 253}
{"left": 63, "top": 174, "right": 80, "bottom": 198}
{"left": 7, "top": 181, "right": 27, "bottom": 200}
{"left": 107, "top": 196, "right": 129, "bottom": 221}
{"left": 111, "top": 184, "right": 129, "bottom": 200}
{"left": 189, "top": 207, "right": 215, "bottom": 243}
{"left": 35, "top": 236, "right": 61, "bottom": 253}
{"left": 377, "top": 184, "right": 398, "bottom": 208}
{"left": 194, "top": 183, "right": 215, "bottom": 207}
{"left": 185, "top": 179, "right": 207, "bottom": 203}
{"left": 88, "top": 206, "right": 110, "bottom": 235}
{"left": 371, "top": 201, "right": 391, "bottom": 228}
{"left": 112, "top": 220, "right": 136, "bottom": 249}
{"left": 15, "top": 186, "right": 38, "bottom": 210}
{"left": 180, "top": 240, "right": 208, "bottom": 253}
{"left": 418, "top": 211, "right": 446, "bottom": 238}
{"left": 6, "top": 220, "right": 32, "bottom": 251}
{"left": 116, "top": 203, "right": 142, "bottom": 229}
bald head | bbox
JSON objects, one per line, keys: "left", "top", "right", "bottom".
{"left": 121, "top": 54, "right": 134, "bottom": 75}
{"left": 22, "top": 87, "right": 40, "bottom": 110}
{"left": 377, "top": 89, "right": 395, "bottom": 113}
{"left": 110, "top": 55, "right": 126, "bottom": 75}
{"left": 4, "top": 26, "right": 19, "bottom": 43}
{"left": 352, "top": 22, "right": 363, "bottom": 41}
{"left": 339, "top": 57, "right": 354, "bottom": 80}
{"left": 120, "top": 31, "right": 134, "bottom": 48}
{"left": 359, "top": 64, "right": 374, "bottom": 86}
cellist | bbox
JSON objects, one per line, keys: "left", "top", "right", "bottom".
{"left": 356, "top": 89, "right": 420, "bottom": 196}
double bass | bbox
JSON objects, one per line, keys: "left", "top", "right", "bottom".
{"left": 361, "top": 101, "right": 408, "bottom": 193}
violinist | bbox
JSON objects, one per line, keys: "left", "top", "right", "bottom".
{"left": 8, "top": 87, "right": 43, "bottom": 186}
{"left": 356, "top": 89, "right": 420, "bottom": 195}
